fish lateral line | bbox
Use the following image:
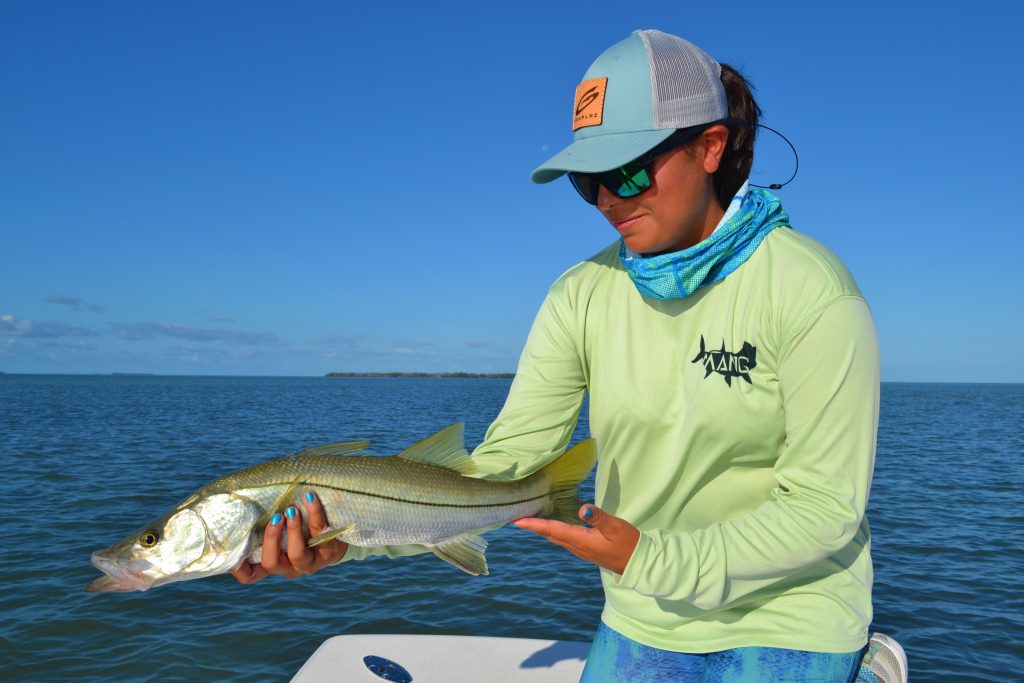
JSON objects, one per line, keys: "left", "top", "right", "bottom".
{"left": 261, "top": 479, "right": 551, "bottom": 510}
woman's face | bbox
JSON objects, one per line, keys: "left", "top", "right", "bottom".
{"left": 597, "top": 125, "right": 729, "bottom": 256}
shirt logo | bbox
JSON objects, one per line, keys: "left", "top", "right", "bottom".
{"left": 691, "top": 335, "right": 757, "bottom": 386}
{"left": 573, "top": 77, "right": 607, "bottom": 131}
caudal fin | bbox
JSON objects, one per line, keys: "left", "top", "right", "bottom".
{"left": 538, "top": 439, "right": 597, "bottom": 525}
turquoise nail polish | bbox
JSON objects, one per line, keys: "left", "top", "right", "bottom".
{"left": 285, "top": 506, "right": 297, "bottom": 519}
{"left": 271, "top": 513, "right": 283, "bottom": 526}
{"left": 305, "top": 492, "right": 315, "bottom": 504}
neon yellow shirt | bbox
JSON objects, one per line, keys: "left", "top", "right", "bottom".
{"left": 469, "top": 228, "right": 879, "bottom": 654}
{"left": 342, "top": 228, "right": 878, "bottom": 654}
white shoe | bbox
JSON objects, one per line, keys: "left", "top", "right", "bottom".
{"left": 860, "top": 632, "right": 909, "bottom": 683}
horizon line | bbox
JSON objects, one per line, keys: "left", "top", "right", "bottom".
{"left": 0, "top": 371, "right": 1021, "bottom": 386}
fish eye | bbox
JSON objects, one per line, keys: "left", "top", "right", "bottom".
{"left": 139, "top": 530, "right": 160, "bottom": 548}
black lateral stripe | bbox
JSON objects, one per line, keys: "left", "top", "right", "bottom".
{"left": 298, "top": 481, "right": 547, "bottom": 509}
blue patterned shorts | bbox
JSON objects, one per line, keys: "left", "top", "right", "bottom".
{"left": 580, "top": 622, "right": 871, "bottom": 682}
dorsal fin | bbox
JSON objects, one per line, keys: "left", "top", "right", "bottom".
{"left": 475, "top": 461, "right": 519, "bottom": 481}
{"left": 294, "top": 440, "right": 370, "bottom": 458}
{"left": 396, "top": 423, "right": 476, "bottom": 475}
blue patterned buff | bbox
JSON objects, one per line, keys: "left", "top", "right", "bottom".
{"left": 620, "top": 186, "right": 791, "bottom": 300}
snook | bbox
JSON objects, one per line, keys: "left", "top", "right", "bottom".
{"left": 87, "top": 424, "right": 596, "bottom": 592}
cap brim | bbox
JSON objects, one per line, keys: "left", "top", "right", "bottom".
{"left": 530, "top": 129, "right": 676, "bottom": 184}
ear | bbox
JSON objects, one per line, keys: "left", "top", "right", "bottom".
{"left": 699, "top": 124, "right": 730, "bottom": 174}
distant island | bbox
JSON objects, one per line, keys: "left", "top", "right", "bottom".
{"left": 326, "top": 372, "right": 514, "bottom": 379}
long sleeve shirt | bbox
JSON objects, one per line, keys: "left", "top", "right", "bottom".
{"left": 342, "top": 227, "right": 878, "bottom": 654}
{"left": 469, "top": 228, "right": 878, "bottom": 653}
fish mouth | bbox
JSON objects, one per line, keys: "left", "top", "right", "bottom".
{"left": 85, "top": 552, "right": 153, "bottom": 593}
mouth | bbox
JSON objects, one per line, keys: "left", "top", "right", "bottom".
{"left": 86, "top": 552, "right": 152, "bottom": 593}
{"left": 612, "top": 215, "right": 643, "bottom": 234}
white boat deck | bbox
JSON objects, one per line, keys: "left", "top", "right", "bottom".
{"left": 292, "top": 634, "right": 589, "bottom": 682}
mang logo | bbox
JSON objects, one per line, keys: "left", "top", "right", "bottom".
{"left": 691, "top": 336, "right": 757, "bottom": 386}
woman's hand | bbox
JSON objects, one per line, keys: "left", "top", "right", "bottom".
{"left": 513, "top": 504, "right": 640, "bottom": 575}
{"left": 231, "top": 491, "right": 348, "bottom": 584}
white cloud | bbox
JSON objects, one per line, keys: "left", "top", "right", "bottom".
{"left": 110, "top": 322, "right": 284, "bottom": 346}
{"left": 0, "top": 314, "right": 97, "bottom": 338}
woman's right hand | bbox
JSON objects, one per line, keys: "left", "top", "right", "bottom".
{"left": 231, "top": 491, "right": 348, "bottom": 584}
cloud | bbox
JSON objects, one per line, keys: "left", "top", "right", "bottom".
{"left": 308, "top": 333, "right": 360, "bottom": 347}
{"left": 110, "top": 322, "right": 284, "bottom": 346}
{"left": 45, "top": 294, "right": 104, "bottom": 313}
{"left": 32, "top": 339, "right": 100, "bottom": 351}
{"left": 210, "top": 316, "right": 235, "bottom": 323}
{"left": 0, "top": 314, "right": 98, "bottom": 338}
{"left": 392, "top": 342, "right": 439, "bottom": 356}
{"left": 169, "top": 345, "right": 262, "bottom": 363}
{"left": 466, "top": 339, "right": 490, "bottom": 348}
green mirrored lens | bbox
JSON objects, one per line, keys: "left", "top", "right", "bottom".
{"left": 601, "top": 162, "right": 650, "bottom": 198}
{"left": 571, "top": 160, "right": 654, "bottom": 205}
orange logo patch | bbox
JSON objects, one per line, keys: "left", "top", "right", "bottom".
{"left": 573, "top": 77, "right": 607, "bottom": 131}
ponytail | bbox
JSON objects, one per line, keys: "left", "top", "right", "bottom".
{"left": 715, "top": 64, "right": 762, "bottom": 209}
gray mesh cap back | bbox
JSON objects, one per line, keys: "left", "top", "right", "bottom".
{"left": 641, "top": 30, "right": 728, "bottom": 129}
{"left": 531, "top": 29, "right": 729, "bottom": 184}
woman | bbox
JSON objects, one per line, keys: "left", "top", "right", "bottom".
{"left": 234, "top": 29, "right": 906, "bottom": 683}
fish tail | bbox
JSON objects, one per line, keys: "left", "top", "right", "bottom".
{"left": 539, "top": 438, "right": 597, "bottom": 525}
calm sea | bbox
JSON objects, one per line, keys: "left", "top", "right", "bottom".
{"left": 0, "top": 376, "right": 1021, "bottom": 681}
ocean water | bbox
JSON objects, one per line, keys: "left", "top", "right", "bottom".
{"left": 0, "top": 376, "right": 1021, "bottom": 681}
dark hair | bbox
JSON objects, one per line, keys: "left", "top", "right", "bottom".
{"left": 714, "top": 63, "right": 762, "bottom": 209}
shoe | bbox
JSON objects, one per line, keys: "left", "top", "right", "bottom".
{"left": 860, "top": 632, "right": 909, "bottom": 683}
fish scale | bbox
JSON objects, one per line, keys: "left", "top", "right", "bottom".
{"left": 235, "top": 456, "right": 553, "bottom": 547}
{"left": 86, "top": 424, "right": 597, "bottom": 591}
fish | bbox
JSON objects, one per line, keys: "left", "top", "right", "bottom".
{"left": 86, "top": 423, "right": 597, "bottom": 592}
{"left": 690, "top": 335, "right": 757, "bottom": 386}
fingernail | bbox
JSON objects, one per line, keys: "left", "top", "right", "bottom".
{"left": 271, "top": 513, "right": 283, "bottom": 526}
{"left": 582, "top": 507, "right": 594, "bottom": 520}
{"left": 305, "top": 491, "right": 315, "bottom": 504}
{"left": 285, "top": 506, "right": 297, "bottom": 520}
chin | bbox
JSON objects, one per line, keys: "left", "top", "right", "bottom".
{"left": 622, "top": 236, "right": 647, "bottom": 252}
{"left": 623, "top": 238, "right": 664, "bottom": 255}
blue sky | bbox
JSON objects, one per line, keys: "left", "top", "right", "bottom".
{"left": 2, "top": 2, "right": 1021, "bottom": 382}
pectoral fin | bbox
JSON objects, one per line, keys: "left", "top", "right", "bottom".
{"left": 430, "top": 534, "right": 489, "bottom": 576}
{"left": 255, "top": 477, "right": 303, "bottom": 529}
{"left": 307, "top": 524, "right": 356, "bottom": 547}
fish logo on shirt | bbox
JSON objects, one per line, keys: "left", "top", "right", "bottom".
{"left": 691, "top": 336, "right": 757, "bottom": 386}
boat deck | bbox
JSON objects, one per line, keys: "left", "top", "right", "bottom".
{"left": 292, "top": 634, "right": 589, "bottom": 682}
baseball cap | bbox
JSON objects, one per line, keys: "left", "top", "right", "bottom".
{"left": 531, "top": 29, "right": 729, "bottom": 184}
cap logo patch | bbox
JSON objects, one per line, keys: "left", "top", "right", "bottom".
{"left": 573, "top": 77, "right": 607, "bottom": 131}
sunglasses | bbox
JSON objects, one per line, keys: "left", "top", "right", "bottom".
{"left": 567, "top": 124, "right": 715, "bottom": 205}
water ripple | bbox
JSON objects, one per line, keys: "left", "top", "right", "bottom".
{"left": 1, "top": 376, "right": 1021, "bottom": 679}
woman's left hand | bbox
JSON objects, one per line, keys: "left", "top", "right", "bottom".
{"left": 513, "top": 504, "right": 640, "bottom": 575}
